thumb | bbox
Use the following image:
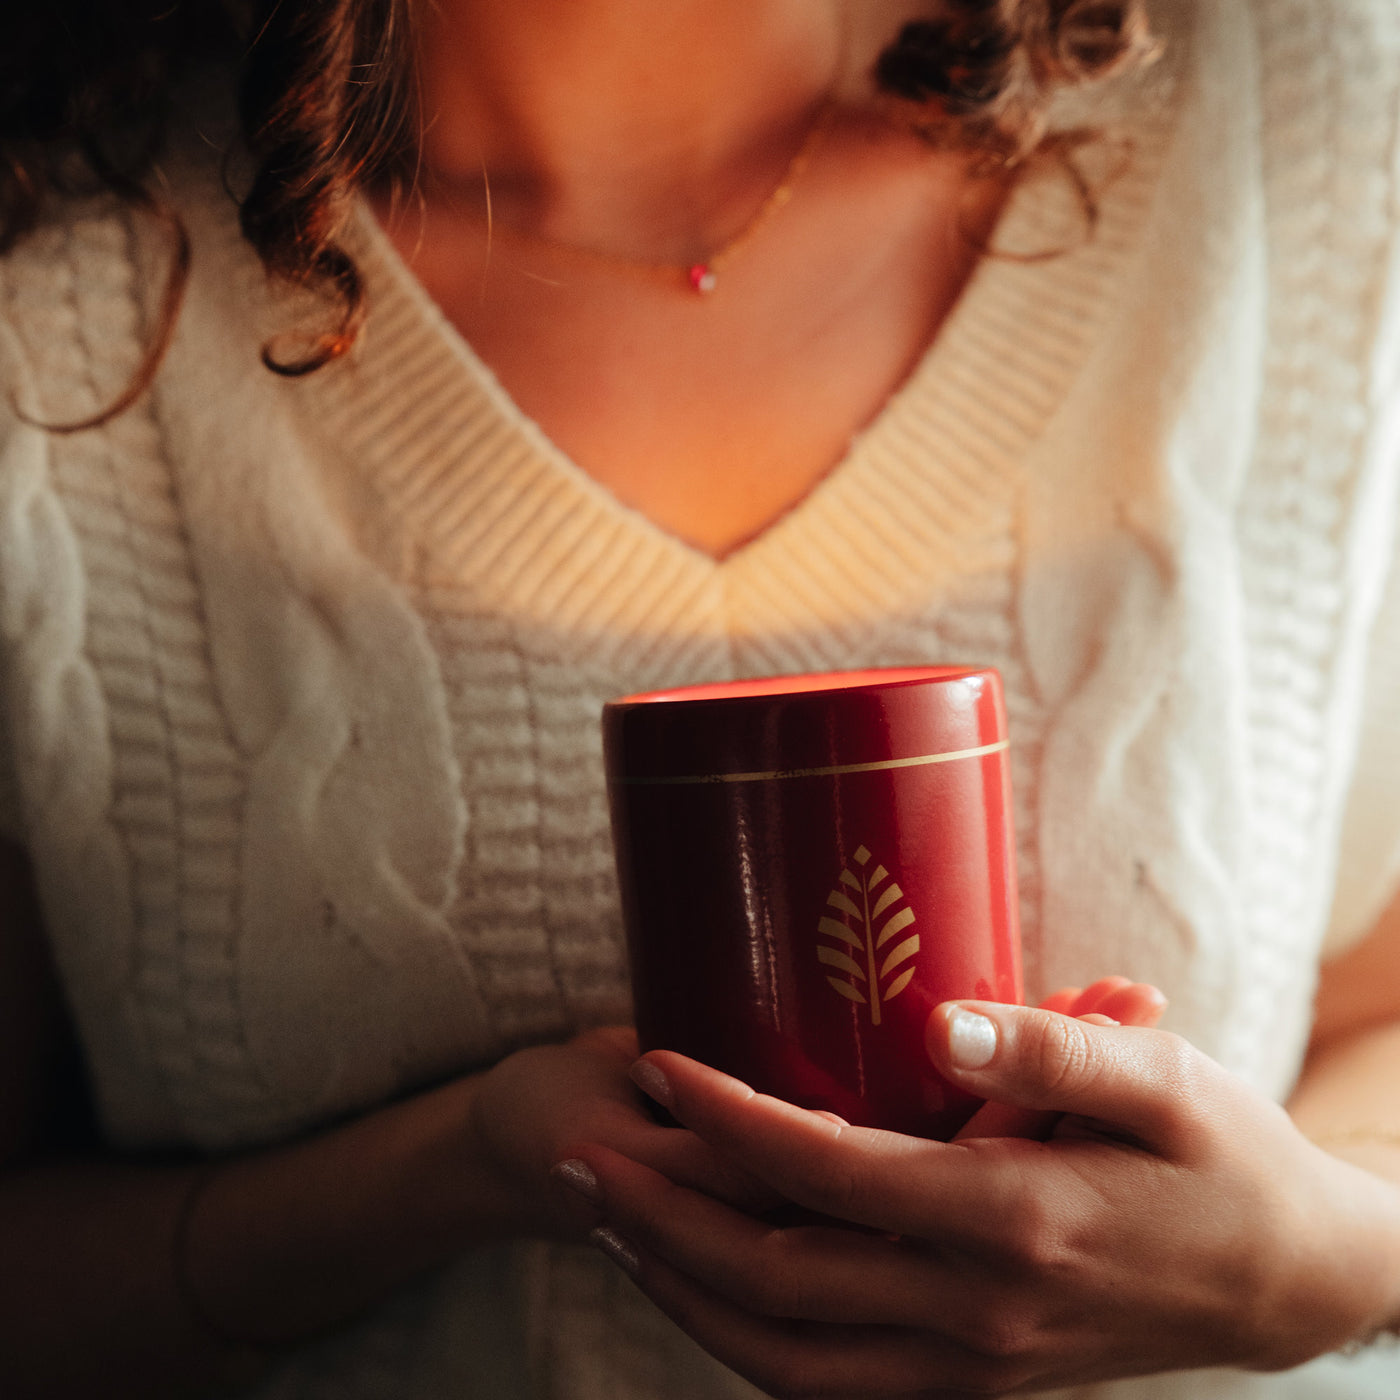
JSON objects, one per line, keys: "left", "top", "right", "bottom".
{"left": 926, "top": 1001, "right": 1201, "bottom": 1149}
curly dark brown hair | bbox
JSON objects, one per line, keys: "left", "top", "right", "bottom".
{"left": 0, "top": 0, "right": 1156, "bottom": 425}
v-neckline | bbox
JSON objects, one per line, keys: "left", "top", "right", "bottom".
{"left": 316, "top": 22, "right": 1186, "bottom": 640}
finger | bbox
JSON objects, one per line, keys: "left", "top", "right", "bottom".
{"left": 1093, "top": 982, "right": 1168, "bottom": 1028}
{"left": 925, "top": 1003, "right": 1201, "bottom": 1150}
{"left": 631, "top": 1052, "right": 1037, "bottom": 1241}
{"left": 558, "top": 1042, "right": 785, "bottom": 1212}
{"left": 577, "top": 1145, "right": 974, "bottom": 1329}
{"left": 1050, "top": 980, "right": 1166, "bottom": 1028}
{"left": 953, "top": 1012, "right": 1119, "bottom": 1142}
{"left": 953, "top": 1096, "right": 1059, "bottom": 1141}
{"left": 571, "top": 1024, "right": 641, "bottom": 1064}
{"left": 596, "top": 1242, "right": 1034, "bottom": 1400}
{"left": 579, "top": 1152, "right": 1040, "bottom": 1397}
{"left": 1068, "top": 978, "right": 1133, "bottom": 1016}
{"left": 582, "top": 1114, "right": 784, "bottom": 1214}
{"left": 643, "top": 1138, "right": 786, "bottom": 1213}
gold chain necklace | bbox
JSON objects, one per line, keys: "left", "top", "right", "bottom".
{"left": 674, "top": 100, "right": 834, "bottom": 294}
{"left": 459, "top": 101, "right": 836, "bottom": 296}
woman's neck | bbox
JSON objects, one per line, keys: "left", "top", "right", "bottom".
{"left": 408, "top": 0, "right": 852, "bottom": 259}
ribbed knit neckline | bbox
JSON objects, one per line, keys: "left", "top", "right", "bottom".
{"left": 323, "top": 21, "right": 1185, "bottom": 647}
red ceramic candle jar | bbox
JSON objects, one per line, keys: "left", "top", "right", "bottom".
{"left": 603, "top": 666, "right": 1021, "bottom": 1140}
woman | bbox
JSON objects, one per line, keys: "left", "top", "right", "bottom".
{"left": 3, "top": 0, "right": 1400, "bottom": 1396}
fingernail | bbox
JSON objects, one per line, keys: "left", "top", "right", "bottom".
{"left": 552, "top": 1159, "right": 601, "bottom": 1204}
{"left": 629, "top": 1059, "right": 675, "bottom": 1109}
{"left": 1079, "top": 1013, "right": 1122, "bottom": 1028}
{"left": 947, "top": 1007, "right": 998, "bottom": 1069}
{"left": 589, "top": 1226, "right": 640, "bottom": 1277}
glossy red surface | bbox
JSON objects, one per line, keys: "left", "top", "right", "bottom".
{"left": 604, "top": 667, "right": 1022, "bottom": 1140}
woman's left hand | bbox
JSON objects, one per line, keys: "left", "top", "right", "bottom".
{"left": 556, "top": 1004, "right": 1400, "bottom": 1397}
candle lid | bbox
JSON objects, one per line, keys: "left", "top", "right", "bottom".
{"left": 604, "top": 666, "right": 1007, "bottom": 786}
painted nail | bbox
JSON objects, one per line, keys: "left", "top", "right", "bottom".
{"left": 947, "top": 1007, "right": 998, "bottom": 1069}
{"left": 589, "top": 1226, "right": 640, "bottom": 1277}
{"left": 552, "top": 1159, "right": 602, "bottom": 1204}
{"left": 629, "top": 1059, "right": 675, "bottom": 1109}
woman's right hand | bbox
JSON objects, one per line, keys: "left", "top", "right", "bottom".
{"left": 574, "top": 1013, "right": 1400, "bottom": 1397}
{"left": 469, "top": 1025, "right": 780, "bottom": 1240}
{"left": 952, "top": 977, "right": 1168, "bottom": 1140}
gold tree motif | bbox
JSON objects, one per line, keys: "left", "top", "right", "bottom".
{"left": 816, "top": 845, "right": 919, "bottom": 1026}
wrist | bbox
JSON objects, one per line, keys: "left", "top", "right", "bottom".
{"left": 1338, "top": 1163, "right": 1400, "bottom": 1344}
{"left": 172, "top": 1160, "right": 287, "bottom": 1355}
{"left": 1309, "top": 1129, "right": 1400, "bottom": 1175}
{"left": 461, "top": 1031, "right": 654, "bottom": 1245}
{"left": 179, "top": 1071, "right": 539, "bottom": 1346}
{"left": 459, "top": 1065, "right": 556, "bottom": 1241}
{"left": 1288, "top": 1151, "right": 1400, "bottom": 1361}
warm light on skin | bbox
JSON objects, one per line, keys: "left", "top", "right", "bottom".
{"left": 376, "top": 1, "right": 1011, "bottom": 561}
{"left": 408, "top": 0, "right": 850, "bottom": 257}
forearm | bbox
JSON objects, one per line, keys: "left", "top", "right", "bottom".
{"left": 0, "top": 1157, "right": 259, "bottom": 1399}
{"left": 1287, "top": 1018, "right": 1400, "bottom": 1347}
{"left": 0, "top": 1070, "right": 532, "bottom": 1400}
{"left": 1290, "top": 1018, "right": 1400, "bottom": 1182}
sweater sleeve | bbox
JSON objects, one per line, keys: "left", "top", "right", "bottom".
{"left": 1323, "top": 184, "right": 1400, "bottom": 959}
{"left": 1325, "top": 522, "right": 1400, "bottom": 957}
{"left": 0, "top": 677, "right": 22, "bottom": 842}
{"left": 0, "top": 317, "right": 36, "bottom": 846}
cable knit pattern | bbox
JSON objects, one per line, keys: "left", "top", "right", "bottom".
{"left": 64, "top": 214, "right": 256, "bottom": 1144}
{"left": 0, "top": 209, "right": 257, "bottom": 1145}
{"left": 1227, "top": 0, "right": 1400, "bottom": 1089}
{"left": 3, "top": 1, "right": 1400, "bottom": 1395}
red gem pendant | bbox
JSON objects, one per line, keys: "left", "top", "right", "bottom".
{"left": 688, "top": 264, "right": 718, "bottom": 294}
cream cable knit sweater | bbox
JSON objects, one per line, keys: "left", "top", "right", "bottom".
{"left": 3, "top": 0, "right": 1400, "bottom": 1396}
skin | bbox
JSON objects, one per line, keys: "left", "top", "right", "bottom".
{"left": 535, "top": 919, "right": 1400, "bottom": 1398}
{"left": 556, "top": 1011, "right": 1400, "bottom": 1396}
{"left": 4, "top": 0, "right": 1400, "bottom": 1395}
{"left": 375, "top": 0, "right": 1009, "bottom": 558}
{"left": 0, "top": 841, "right": 1164, "bottom": 1398}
